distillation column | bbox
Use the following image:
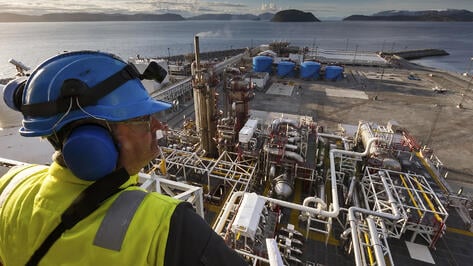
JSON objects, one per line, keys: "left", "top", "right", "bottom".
{"left": 192, "top": 35, "right": 218, "bottom": 157}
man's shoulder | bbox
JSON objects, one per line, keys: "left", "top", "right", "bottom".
{"left": 125, "top": 188, "right": 182, "bottom": 216}
{"left": 1, "top": 164, "right": 48, "bottom": 190}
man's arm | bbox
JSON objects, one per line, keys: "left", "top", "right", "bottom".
{"left": 164, "top": 202, "right": 248, "bottom": 266}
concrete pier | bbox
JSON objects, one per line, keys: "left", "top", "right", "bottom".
{"left": 382, "top": 49, "right": 449, "bottom": 60}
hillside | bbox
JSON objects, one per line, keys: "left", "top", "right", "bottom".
{"left": 344, "top": 9, "right": 473, "bottom": 21}
{"left": 271, "top": 9, "right": 320, "bottom": 22}
{"left": 0, "top": 12, "right": 186, "bottom": 22}
{"left": 188, "top": 14, "right": 259, "bottom": 20}
{"left": 0, "top": 12, "right": 275, "bottom": 22}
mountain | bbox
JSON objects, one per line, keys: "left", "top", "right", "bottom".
{"left": 271, "top": 9, "right": 320, "bottom": 22}
{"left": 258, "top": 12, "right": 275, "bottom": 21}
{"left": 0, "top": 12, "right": 186, "bottom": 22}
{"left": 187, "top": 13, "right": 259, "bottom": 20}
{"left": 344, "top": 9, "right": 473, "bottom": 21}
{"left": 0, "top": 12, "right": 275, "bottom": 22}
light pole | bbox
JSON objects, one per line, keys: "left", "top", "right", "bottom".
{"left": 458, "top": 65, "right": 473, "bottom": 109}
{"left": 457, "top": 57, "right": 473, "bottom": 108}
{"left": 353, "top": 44, "right": 358, "bottom": 64}
{"left": 467, "top": 57, "right": 473, "bottom": 76}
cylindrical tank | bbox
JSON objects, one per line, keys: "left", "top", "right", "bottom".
{"left": 277, "top": 61, "right": 295, "bottom": 78}
{"left": 273, "top": 174, "right": 293, "bottom": 199}
{"left": 300, "top": 61, "right": 321, "bottom": 79}
{"left": 253, "top": 56, "right": 273, "bottom": 73}
{"left": 325, "top": 65, "right": 343, "bottom": 81}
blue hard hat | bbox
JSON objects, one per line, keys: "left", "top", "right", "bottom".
{"left": 6, "top": 50, "right": 171, "bottom": 137}
{"left": 3, "top": 77, "right": 27, "bottom": 112}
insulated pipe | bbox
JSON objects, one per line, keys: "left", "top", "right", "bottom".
{"left": 325, "top": 138, "right": 383, "bottom": 219}
{"left": 317, "top": 181, "right": 325, "bottom": 202}
{"left": 302, "top": 197, "right": 327, "bottom": 217}
{"left": 214, "top": 139, "right": 385, "bottom": 237}
{"left": 271, "top": 118, "right": 299, "bottom": 135}
{"left": 285, "top": 151, "right": 304, "bottom": 163}
{"left": 264, "top": 146, "right": 304, "bottom": 163}
{"left": 348, "top": 171, "right": 401, "bottom": 266}
{"left": 287, "top": 137, "right": 301, "bottom": 143}
{"left": 285, "top": 144, "right": 299, "bottom": 151}
{"left": 266, "top": 238, "right": 285, "bottom": 266}
{"left": 266, "top": 137, "right": 383, "bottom": 222}
{"left": 341, "top": 228, "right": 352, "bottom": 239}
{"left": 367, "top": 218, "right": 386, "bottom": 266}
{"left": 345, "top": 176, "right": 357, "bottom": 206}
{"left": 269, "top": 164, "right": 276, "bottom": 178}
{"left": 317, "top": 132, "right": 351, "bottom": 151}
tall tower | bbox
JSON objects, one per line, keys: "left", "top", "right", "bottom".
{"left": 192, "top": 36, "right": 218, "bottom": 158}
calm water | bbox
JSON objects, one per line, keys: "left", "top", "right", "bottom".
{"left": 0, "top": 20, "right": 472, "bottom": 78}
{"left": 0, "top": 20, "right": 472, "bottom": 128}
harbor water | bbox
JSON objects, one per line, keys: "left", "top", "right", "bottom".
{"left": 1, "top": 20, "right": 472, "bottom": 79}
{"left": 1, "top": 20, "right": 472, "bottom": 127}
{"left": 1, "top": 20, "right": 473, "bottom": 192}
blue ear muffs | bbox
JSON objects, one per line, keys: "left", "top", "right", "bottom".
{"left": 62, "top": 125, "right": 118, "bottom": 181}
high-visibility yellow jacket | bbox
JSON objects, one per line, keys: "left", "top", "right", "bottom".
{"left": 0, "top": 162, "right": 247, "bottom": 266}
{"left": 0, "top": 162, "right": 179, "bottom": 265}
{"left": 0, "top": 163, "right": 248, "bottom": 266}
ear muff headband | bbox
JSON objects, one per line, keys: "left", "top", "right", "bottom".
{"left": 62, "top": 125, "right": 118, "bottom": 181}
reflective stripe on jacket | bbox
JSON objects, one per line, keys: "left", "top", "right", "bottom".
{"left": 0, "top": 162, "right": 180, "bottom": 266}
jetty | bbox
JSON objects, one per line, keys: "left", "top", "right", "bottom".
{"left": 382, "top": 48, "right": 449, "bottom": 60}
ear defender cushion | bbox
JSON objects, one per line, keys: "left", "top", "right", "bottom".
{"left": 63, "top": 125, "right": 118, "bottom": 181}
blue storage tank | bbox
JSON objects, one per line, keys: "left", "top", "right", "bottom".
{"left": 325, "top": 65, "right": 343, "bottom": 81}
{"left": 300, "top": 61, "right": 321, "bottom": 79}
{"left": 277, "top": 61, "right": 295, "bottom": 78}
{"left": 253, "top": 56, "right": 273, "bottom": 73}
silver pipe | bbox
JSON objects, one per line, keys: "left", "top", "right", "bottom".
{"left": 367, "top": 218, "right": 386, "bottom": 266}
{"left": 214, "top": 138, "right": 386, "bottom": 255}
{"left": 266, "top": 238, "right": 285, "bottom": 266}
{"left": 269, "top": 164, "right": 276, "bottom": 178}
{"left": 317, "top": 132, "right": 351, "bottom": 150}
{"left": 347, "top": 171, "right": 401, "bottom": 266}
{"left": 346, "top": 176, "right": 357, "bottom": 205}
{"left": 284, "top": 144, "right": 299, "bottom": 151}
{"left": 264, "top": 146, "right": 304, "bottom": 163}
{"left": 287, "top": 137, "right": 301, "bottom": 143}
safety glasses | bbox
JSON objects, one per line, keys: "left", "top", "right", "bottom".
{"left": 112, "top": 115, "right": 152, "bottom": 131}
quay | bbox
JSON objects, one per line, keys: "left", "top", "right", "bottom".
{"left": 382, "top": 48, "right": 449, "bottom": 60}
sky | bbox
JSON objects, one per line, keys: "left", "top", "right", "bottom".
{"left": 0, "top": 0, "right": 472, "bottom": 19}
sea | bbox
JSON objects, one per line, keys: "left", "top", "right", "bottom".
{"left": 0, "top": 20, "right": 472, "bottom": 128}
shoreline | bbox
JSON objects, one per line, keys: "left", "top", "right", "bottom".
{"left": 1, "top": 51, "right": 472, "bottom": 195}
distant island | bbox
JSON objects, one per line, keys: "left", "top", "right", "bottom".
{"left": 271, "top": 9, "right": 320, "bottom": 22}
{"left": 2, "top": 9, "right": 472, "bottom": 22}
{"left": 0, "top": 12, "right": 274, "bottom": 22}
{"left": 344, "top": 9, "right": 473, "bottom": 21}
{"left": 187, "top": 13, "right": 273, "bottom": 21}
{"left": 0, "top": 12, "right": 186, "bottom": 22}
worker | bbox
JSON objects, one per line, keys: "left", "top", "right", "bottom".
{"left": 0, "top": 51, "right": 247, "bottom": 265}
